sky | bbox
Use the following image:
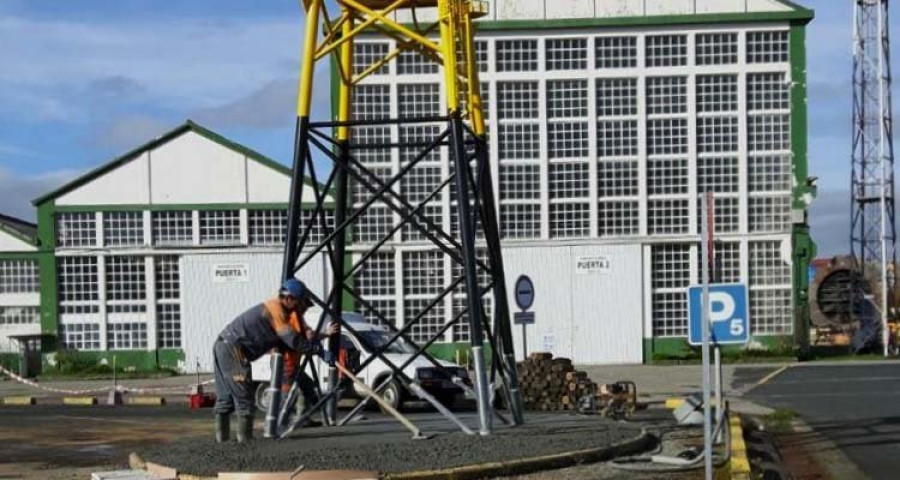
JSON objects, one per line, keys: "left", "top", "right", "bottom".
{"left": 0, "top": 0, "right": 885, "bottom": 257}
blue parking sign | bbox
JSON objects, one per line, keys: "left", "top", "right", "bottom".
{"left": 688, "top": 284, "right": 750, "bottom": 346}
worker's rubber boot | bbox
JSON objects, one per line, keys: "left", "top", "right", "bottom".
{"left": 215, "top": 413, "right": 230, "bottom": 443}
{"left": 236, "top": 414, "right": 254, "bottom": 443}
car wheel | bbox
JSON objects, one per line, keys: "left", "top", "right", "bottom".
{"left": 255, "top": 382, "right": 271, "bottom": 413}
{"left": 378, "top": 379, "right": 403, "bottom": 413}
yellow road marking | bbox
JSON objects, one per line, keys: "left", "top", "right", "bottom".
{"left": 755, "top": 364, "right": 789, "bottom": 388}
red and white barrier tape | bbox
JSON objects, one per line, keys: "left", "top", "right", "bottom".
{"left": 0, "top": 365, "right": 214, "bottom": 396}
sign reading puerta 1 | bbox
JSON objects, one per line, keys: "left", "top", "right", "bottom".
{"left": 688, "top": 284, "right": 750, "bottom": 346}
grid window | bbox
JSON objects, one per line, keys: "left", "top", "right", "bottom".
{"left": 550, "top": 203, "right": 589, "bottom": 238}
{"left": 154, "top": 256, "right": 180, "bottom": 301}
{"left": 747, "top": 31, "right": 789, "bottom": 64}
{"left": 648, "top": 158, "right": 689, "bottom": 196}
{"left": 697, "top": 157, "right": 739, "bottom": 194}
{"left": 351, "top": 126, "right": 392, "bottom": 165}
{"left": 698, "top": 116, "right": 739, "bottom": 154}
{"left": 496, "top": 39, "right": 538, "bottom": 72}
{"left": 748, "top": 114, "right": 790, "bottom": 152}
{"left": 499, "top": 124, "right": 540, "bottom": 160}
{"left": 497, "top": 82, "right": 539, "bottom": 119}
{"left": 597, "top": 120, "right": 638, "bottom": 157}
{"left": 157, "top": 304, "right": 182, "bottom": 348}
{"left": 749, "top": 155, "right": 792, "bottom": 192}
{"left": 401, "top": 165, "right": 442, "bottom": 204}
{"left": 305, "top": 210, "right": 336, "bottom": 245}
{"left": 648, "top": 199, "right": 690, "bottom": 235}
{"left": 58, "top": 257, "right": 99, "bottom": 303}
{"left": 748, "top": 73, "right": 790, "bottom": 111}
{"left": 59, "top": 323, "right": 101, "bottom": 351}
{"left": 547, "top": 80, "right": 588, "bottom": 119}
{"left": 398, "top": 84, "right": 440, "bottom": 118}
{"left": 548, "top": 122, "right": 589, "bottom": 159}
{"left": 596, "top": 78, "right": 637, "bottom": 117}
{"left": 108, "top": 323, "right": 148, "bottom": 350}
{"left": 595, "top": 36, "right": 637, "bottom": 69}
{"left": 474, "top": 40, "right": 488, "bottom": 72}
{"left": 152, "top": 211, "right": 192, "bottom": 246}
{"left": 501, "top": 203, "right": 541, "bottom": 239}
{"left": 0, "top": 306, "right": 40, "bottom": 325}
{"left": 353, "top": 166, "right": 392, "bottom": 205}
{"left": 356, "top": 252, "right": 395, "bottom": 298}
{"left": 104, "top": 212, "right": 144, "bottom": 247}
{"left": 751, "top": 289, "right": 792, "bottom": 335}
{"left": 750, "top": 241, "right": 791, "bottom": 285}
{"left": 449, "top": 249, "right": 492, "bottom": 294}
{"left": 697, "top": 75, "right": 738, "bottom": 113}
{"left": 57, "top": 213, "right": 96, "bottom": 247}
{"left": 0, "top": 260, "right": 38, "bottom": 294}
{"left": 199, "top": 210, "right": 241, "bottom": 245}
{"left": 648, "top": 118, "right": 688, "bottom": 155}
{"left": 598, "top": 201, "right": 640, "bottom": 237}
{"left": 699, "top": 241, "right": 741, "bottom": 283}
{"left": 646, "top": 35, "right": 688, "bottom": 67}
{"left": 452, "top": 294, "right": 492, "bottom": 342}
{"left": 500, "top": 164, "right": 540, "bottom": 201}
{"left": 249, "top": 210, "right": 287, "bottom": 246}
{"left": 106, "top": 256, "right": 146, "bottom": 303}
{"left": 404, "top": 299, "right": 445, "bottom": 344}
{"left": 652, "top": 292, "right": 688, "bottom": 337}
{"left": 652, "top": 244, "right": 691, "bottom": 289}
{"left": 647, "top": 77, "right": 687, "bottom": 115}
{"left": 353, "top": 42, "right": 390, "bottom": 75}
{"left": 598, "top": 161, "right": 639, "bottom": 197}
{"left": 352, "top": 84, "right": 391, "bottom": 121}
{"left": 402, "top": 251, "right": 444, "bottom": 295}
{"left": 354, "top": 207, "right": 394, "bottom": 244}
{"left": 397, "top": 48, "right": 438, "bottom": 75}
{"left": 399, "top": 124, "right": 442, "bottom": 163}
{"left": 360, "top": 298, "right": 395, "bottom": 327}
{"left": 402, "top": 206, "right": 443, "bottom": 243}
{"left": 749, "top": 196, "right": 792, "bottom": 233}
{"left": 546, "top": 38, "right": 587, "bottom": 70}
{"left": 549, "top": 162, "right": 589, "bottom": 199}
{"left": 696, "top": 32, "right": 738, "bottom": 65}
{"left": 698, "top": 196, "right": 740, "bottom": 234}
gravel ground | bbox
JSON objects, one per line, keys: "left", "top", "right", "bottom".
{"left": 138, "top": 413, "right": 644, "bottom": 476}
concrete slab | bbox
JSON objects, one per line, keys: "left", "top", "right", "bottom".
{"left": 136, "top": 413, "right": 647, "bottom": 477}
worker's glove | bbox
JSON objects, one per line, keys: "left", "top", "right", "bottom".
{"left": 321, "top": 349, "right": 336, "bottom": 366}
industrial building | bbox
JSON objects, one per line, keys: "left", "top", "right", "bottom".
{"left": 0, "top": 0, "right": 815, "bottom": 371}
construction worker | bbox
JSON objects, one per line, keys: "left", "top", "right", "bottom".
{"left": 280, "top": 306, "right": 334, "bottom": 427}
{"left": 213, "top": 278, "right": 336, "bottom": 443}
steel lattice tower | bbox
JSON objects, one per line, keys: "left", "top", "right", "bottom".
{"left": 851, "top": 0, "right": 897, "bottom": 352}
{"left": 265, "top": 0, "right": 524, "bottom": 438}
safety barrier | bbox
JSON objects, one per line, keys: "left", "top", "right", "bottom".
{"left": 0, "top": 364, "right": 214, "bottom": 399}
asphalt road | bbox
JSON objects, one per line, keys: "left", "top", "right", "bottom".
{"left": 748, "top": 363, "right": 900, "bottom": 480}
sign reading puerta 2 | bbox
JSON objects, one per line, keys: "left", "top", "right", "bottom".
{"left": 688, "top": 284, "right": 750, "bottom": 346}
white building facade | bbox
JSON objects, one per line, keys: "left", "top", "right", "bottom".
{"left": 347, "top": 0, "right": 815, "bottom": 363}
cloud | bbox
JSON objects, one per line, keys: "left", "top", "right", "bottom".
{"left": 0, "top": 167, "right": 79, "bottom": 221}
{"left": 194, "top": 79, "right": 296, "bottom": 128}
{"left": 86, "top": 75, "right": 147, "bottom": 100}
{"left": 89, "top": 114, "right": 172, "bottom": 151}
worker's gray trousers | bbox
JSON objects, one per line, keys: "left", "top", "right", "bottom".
{"left": 213, "top": 338, "right": 254, "bottom": 416}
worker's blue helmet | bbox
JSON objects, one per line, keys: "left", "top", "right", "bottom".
{"left": 280, "top": 278, "right": 312, "bottom": 306}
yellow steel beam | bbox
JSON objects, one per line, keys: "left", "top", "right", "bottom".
{"left": 297, "top": 0, "right": 324, "bottom": 116}
{"left": 315, "top": 0, "right": 415, "bottom": 61}
{"left": 336, "top": 0, "right": 442, "bottom": 55}
{"left": 337, "top": 15, "right": 354, "bottom": 141}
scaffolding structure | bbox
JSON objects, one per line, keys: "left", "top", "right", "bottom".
{"left": 267, "top": 0, "right": 524, "bottom": 438}
{"left": 850, "top": 0, "right": 897, "bottom": 355}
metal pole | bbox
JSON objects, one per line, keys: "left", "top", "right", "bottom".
{"left": 264, "top": 351, "right": 285, "bottom": 438}
{"left": 522, "top": 324, "right": 527, "bottom": 359}
{"left": 878, "top": 0, "right": 890, "bottom": 357}
{"left": 700, "top": 192, "right": 713, "bottom": 480}
{"left": 714, "top": 345, "right": 723, "bottom": 444}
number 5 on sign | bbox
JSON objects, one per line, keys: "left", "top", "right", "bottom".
{"left": 688, "top": 284, "right": 750, "bottom": 346}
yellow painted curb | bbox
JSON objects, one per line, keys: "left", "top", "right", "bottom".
{"left": 127, "top": 396, "right": 166, "bottom": 406}
{"left": 3, "top": 396, "right": 36, "bottom": 406}
{"left": 63, "top": 396, "right": 98, "bottom": 406}
{"left": 665, "top": 397, "right": 684, "bottom": 409}
{"left": 729, "top": 413, "right": 751, "bottom": 480}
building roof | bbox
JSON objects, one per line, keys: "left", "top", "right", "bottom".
{"left": 32, "top": 120, "right": 303, "bottom": 206}
{"left": 0, "top": 212, "right": 38, "bottom": 245}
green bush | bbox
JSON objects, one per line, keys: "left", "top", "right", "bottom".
{"left": 55, "top": 350, "right": 112, "bottom": 375}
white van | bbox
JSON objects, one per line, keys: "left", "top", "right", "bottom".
{"left": 251, "top": 312, "right": 472, "bottom": 413}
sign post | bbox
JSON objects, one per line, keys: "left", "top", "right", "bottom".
{"left": 514, "top": 276, "right": 535, "bottom": 358}
{"left": 699, "top": 193, "right": 713, "bottom": 480}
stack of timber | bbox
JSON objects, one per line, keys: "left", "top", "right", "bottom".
{"left": 515, "top": 352, "right": 597, "bottom": 411}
